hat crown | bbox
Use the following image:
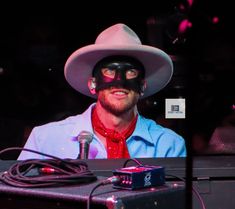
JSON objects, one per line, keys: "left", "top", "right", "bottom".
{"left": 95, "top": 23, "right": 142, "bottom": 45}
{"left": 65, "top": 23, "right": 173, "bottom": 99}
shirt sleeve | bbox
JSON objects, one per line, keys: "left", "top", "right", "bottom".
{"left": 155, "top": 129, "right": 187, "bottom": 157}
{"left": 172, "top": 136, "right": 187, "bottom": 157}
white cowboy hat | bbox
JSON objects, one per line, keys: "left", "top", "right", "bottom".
{"left": 64, "top": 23, "right": 173, "bottom": 98}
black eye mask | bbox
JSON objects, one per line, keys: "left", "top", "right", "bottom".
{"left": 92, "top": 56, "right": 145, "bottom": 93}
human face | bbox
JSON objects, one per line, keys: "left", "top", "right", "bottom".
{"left": 97, "top": 87, "right": 140, "bottom": 116}
{"left": 91, "top": 56, "right": 145, "bottom": 116}
{"left": 92, "top": 55, "right": 145, "bottom": 94}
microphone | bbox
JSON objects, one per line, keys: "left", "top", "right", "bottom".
{"left": 77, "top": 131, "right": 93, "bottom": 159}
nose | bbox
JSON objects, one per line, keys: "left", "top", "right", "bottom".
{"left": 115, "top": 69, "right": 125, "bottom": 81}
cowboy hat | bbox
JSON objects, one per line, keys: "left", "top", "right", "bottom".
{"left": 64, "top": 23, "right": 173, "bottom": 98}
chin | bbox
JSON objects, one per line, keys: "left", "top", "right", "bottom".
{"left": 98, "top": 90, "right": 139, "bottom": 115}
{"left": 105, "top": 99, "right": 137, "bottom": 116}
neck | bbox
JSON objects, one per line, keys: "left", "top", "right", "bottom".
{"left": 94, "top": 102, "right": 137, "bottom": 132}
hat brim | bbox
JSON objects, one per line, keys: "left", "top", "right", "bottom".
{"left": 64, "top": 44, "right": 173, "bottom": 99}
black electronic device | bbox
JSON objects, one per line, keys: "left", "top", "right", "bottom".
{"left": 112, "top": 165, "right": 165, "bottom": 190}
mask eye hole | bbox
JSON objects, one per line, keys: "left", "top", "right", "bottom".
{"left": 101, "top": 68, "right": 139, "bottom": 80}
{"left": 126, "top": 69, "right": 139, "bottom": 79}
{"left": 101, "top": 68, "right": 116, "bottom": 78}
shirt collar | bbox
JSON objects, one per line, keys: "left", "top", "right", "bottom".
{"left": 71, "top": 103, "right": 162, "bottom": 145}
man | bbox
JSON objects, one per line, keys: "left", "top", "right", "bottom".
{"left": 18, "top": 23, "right": 186, "bottom": 160}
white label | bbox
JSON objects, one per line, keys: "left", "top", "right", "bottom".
{"left": 165, "top": 98, "right": 186, "bottom": 119}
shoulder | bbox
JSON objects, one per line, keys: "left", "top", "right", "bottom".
{"left": 30, "top": 114, "right": 81, "bottom": 138}
{"left": 134, "top": 115, "right": 186, "bottom": 157}
{"left": 138, "top": 115, "right": 185, "bottom": 142}
{"left": 35, "top": 114, "right": 81, "bottom": 129}
{"left": 33, "top": 103, "right": 96, "bottom": 133}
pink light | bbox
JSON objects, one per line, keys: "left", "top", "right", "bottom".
{"left": 187, "top": 0, "right": 194, "bottom": 7}
{"left": 178, "top": 19, "right": 192, "bottom": 34}
{"left": 179, "top": 0, "right": 194, "bottom": 11}
{"left": 179, "top": 3, "right": 186, "bottom": 11}
{"left": 212, "top": 16, "right": 219, "bottom": 24}
{"left": 232, "top": 104, "right": 235, "bottom": 110}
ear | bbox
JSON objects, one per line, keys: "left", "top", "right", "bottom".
{"left": 88, "top": 77, "right": 97, "bottom": 95}
{"left": 140, "top": 80, "right": 147, "bottom": 96}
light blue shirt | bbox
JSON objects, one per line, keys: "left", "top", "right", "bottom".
{"left": 18, "top": 103, "right": 186, "bottom": 160}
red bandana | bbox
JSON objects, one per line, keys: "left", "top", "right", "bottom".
{"left": 92, "top": 108, "right": 138, "bottom": 159}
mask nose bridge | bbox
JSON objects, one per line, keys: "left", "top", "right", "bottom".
{"left": 115, "top": 68, "right": 126, "bottom": 81}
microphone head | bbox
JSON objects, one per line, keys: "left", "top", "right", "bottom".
{"left": 77, "top": 131, "right": 93, "bottom": 144}
{"left": 77, "top": 131, "right": 93, "bottom": 159}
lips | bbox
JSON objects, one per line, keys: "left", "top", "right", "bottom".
{"left": 110, "top": 88, "right": 129, "bottom": 95}
{"left": 110, "top": 88, "right": 129, "bottom": 98}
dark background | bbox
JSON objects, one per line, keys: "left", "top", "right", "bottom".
{"left": 0, "top": 0, "right": 234, "bottom": 158}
